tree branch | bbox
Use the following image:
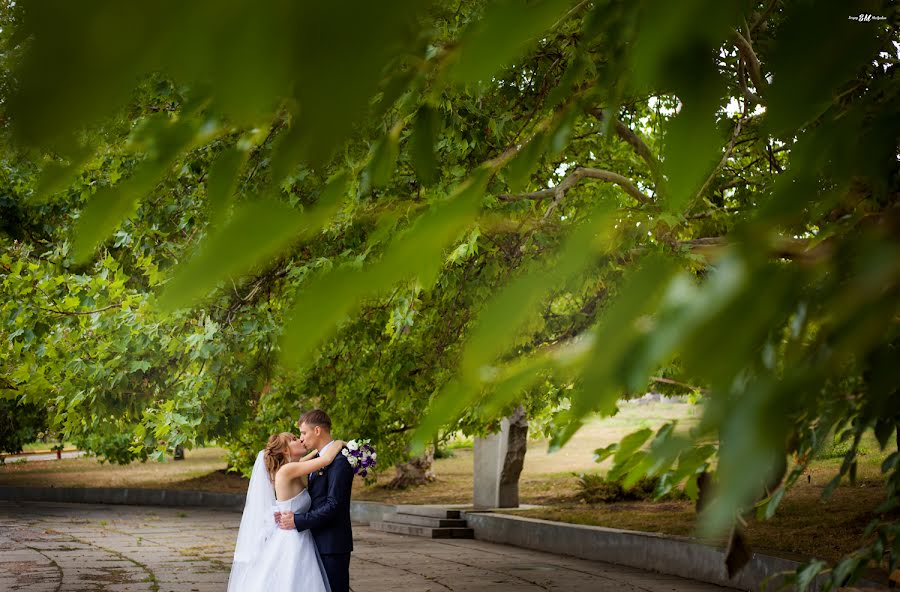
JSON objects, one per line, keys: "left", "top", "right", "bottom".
{"left": 695, "top": 119, "right": 743, "bottom": 201}
{"left": 734, "top": 30, "right": 767, "bottom": 95}
{"left": 737, "top": 60, "right": 765, "bottom": 106}
{"left": 498, "top": 166, "right": 651, "bottom": 205}
{"left": 749, "top": 0, "right": 779, "bottom": 35}
{"left": 589, "top": 108, "right": 665, "bottom": 191}
{"left": 37, "top": 303, "right": 121, "bottom": 316}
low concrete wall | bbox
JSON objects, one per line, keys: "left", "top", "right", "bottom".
{"left": 461, "top": 511, "right": 869, "bottom": 592}
{"left": 350, "top": 500, "right": 395, "bottom": 525}
{"left": 1, "top": 486, "right": 397, "bottom": 526}
{"left": 0, "top": 486, "right": 246, "bottom": 509}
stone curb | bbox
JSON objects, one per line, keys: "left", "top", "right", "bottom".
{"left": 0, "top": 489, "right": 885, "bottom": 591}
{"left": 0, "top": 486, "right": 392, "bottom": 523}
{"left": 459, "top": 511, "right": 886, "bottom": 592}
{"left": 0, "top": 486, "right": 246, "bottom": 509}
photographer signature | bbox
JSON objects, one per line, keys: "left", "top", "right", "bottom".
{"left": 848, "top": 13, "right": 886, "bottom": 22}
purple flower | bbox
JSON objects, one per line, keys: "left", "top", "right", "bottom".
{"left": 345, "top": 438, "right": 376, "bottom": 478}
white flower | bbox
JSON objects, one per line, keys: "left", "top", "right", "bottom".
{"left": 370, "top": 452, "right": 377, "bottom": 460}
{"left": 347, "top": 440, "right": 359, "bottom": 451}
{"left": 341, "top": 448, "right": 349, "bottom": 456}
{"left": 347, "top": 455, "right": 359, "bottom": 467}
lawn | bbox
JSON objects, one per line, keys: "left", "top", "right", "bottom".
{"left": 0, "top": 447, "right": 238, "bottom": 490}
{"left": 2, "top": 400, "right": 894, "bottom": 566}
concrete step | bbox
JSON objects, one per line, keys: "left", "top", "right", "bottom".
{"left": 369, "top": 520, "right": 474, "bottom": 539}
{"left": 390, "top": 513, "right": 468, "bottom": 528}
{"left": 394, "top": 505, "right": 461, "bottom": 519}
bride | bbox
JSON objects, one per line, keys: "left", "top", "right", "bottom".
{"left": 227, "top": 432, "right": 345, "bottom": 592}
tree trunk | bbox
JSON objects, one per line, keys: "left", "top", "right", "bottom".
{"left": 389, "top": 446, "right": 435, "bottom": 489}
{"left": 173, "top": 445, "right": 185, "bottom": 461}
{"left": 498, "top": 405, "right": 528, "bottom": 507}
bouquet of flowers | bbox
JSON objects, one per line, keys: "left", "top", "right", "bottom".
{"left": 341, "top": 439, "right": 377, "bottom": 478}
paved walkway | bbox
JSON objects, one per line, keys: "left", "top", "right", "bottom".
{"left": 0, "top": 501, "right": 728, "bottom": 592}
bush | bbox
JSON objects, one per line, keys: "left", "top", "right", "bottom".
{"left": 0, "top": 398, "right": 47, "bottom": 454}
{"left": 576, "top": 473, "right": 628, "bottom": 503}
{"left": 576, "top": 473, "right": 687, "bottom": 504}
{"left": 433, "top": 445, "right": 454, "bottom": 459}
{"left": 815, "top": 437, "right": 871, "bottom": 460}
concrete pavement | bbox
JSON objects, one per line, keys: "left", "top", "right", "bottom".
{"left": 0, "top": 500, "right": 729, "bottom": 591}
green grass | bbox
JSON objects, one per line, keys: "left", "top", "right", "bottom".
{"left": 20, "top": 441, "right": 76, "bottom": 453}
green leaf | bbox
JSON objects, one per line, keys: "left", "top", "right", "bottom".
{"left": 73, "top": 164, "right": 164, "bottom": 263}
{"left": 882, "top": 451, "right": 899, "bottom": 474}
{"left": 368, "top": 127, "right": 401, "bottom": 189}
{"left": 478, "top": 354, "right": 552, "bottom": 420}
{"left": 460, "top": 202, "right": 616, "bottom": 381}
{"left": 545, "top": 56, "right": 587, "bottom": 109}
{"left": 593, "top": 443, "right": 618, "bottom": 463}
{"left": 128, "top": 360, "right": 151, "bottom": 373}
{"left": 280, "top": 171, "right": 487, "bottom": 368}
{"left": 206, "top": 147, "right": 247, "bottom": 226}
{"left": 447, "top": 0, "right": 574, "bottom": 84}
{"left": 794, "top": 559, "right": 827, "bottom": 592}
{"left": 548, "top": 106, "right": 578, "bottom": 156}
{"left": 73, "top": 118, "right": 197, "bottom": 262}
{"left": 33, "top": 148, "right": 95, "bottom": 203}
{"left": 503, "top": 131, "right": 547, "bottom": 193}
{"left": 573, "top": 256, "right": 679, "bottom": 421}
{"left": 828, "top": 556, "right": 864, "bottom": 591}
{"left": 159, "top": 173, "right": 348, "bottom": 311}
{"left": 613, "top": 428, "right": 653, "bottom": 466}
{"left": 411, "top": 380, "right": 471, "bottom": 453}
{"left": 410, "top": 105, "right": 440, "bottom": 187}
{"left": 548, "top": 417, "right": 584, "bottom": 453}
{"left": 763, "top": 486, "right": 786, "bottom": 520}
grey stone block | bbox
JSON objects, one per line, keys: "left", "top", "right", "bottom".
{"left": 350, "top": 500, "right": 396, "bottom": 524}
{"left": 391, "top": 513, "right": 468, "bottom": 528}
{"left": 394, "top": 504, "right": 461, "bottom": 519}
{"left": 369, "top": 520, "right": 474, "bottom": 539}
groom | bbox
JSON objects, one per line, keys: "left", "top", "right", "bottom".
{"left": 276, "top": 409, "right": 353, "bottom": 592}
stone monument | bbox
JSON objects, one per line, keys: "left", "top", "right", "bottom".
{"left": 473, "top": 405, "right": 528, "bottom": 509}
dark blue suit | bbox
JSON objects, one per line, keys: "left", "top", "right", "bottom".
{"left": 294, "top": 449, "right": 353, "bottom": 592}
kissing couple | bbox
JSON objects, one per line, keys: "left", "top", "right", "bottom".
{"left": 227, "top": 409, "right": 354, "bottom": 592}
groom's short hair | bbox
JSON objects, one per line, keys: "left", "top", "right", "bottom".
{"left": 299, "top": 409, "right": 331, "bottom": 430}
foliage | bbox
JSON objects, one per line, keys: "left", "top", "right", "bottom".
{"left": 575, "top": 472, "right": 686, "bottom": 504}
{"left": 0, "top": 396, "right": 46, "bottom": 454}
{"left": 1, "top": 0, "right": 899, "bottom": 585}
{"left": 815, "top": 436, "right": 873, "bottom": 461}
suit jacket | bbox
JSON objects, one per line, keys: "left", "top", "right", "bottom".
{"left": 293, "top": 451, "right": 353, "bottom": 554}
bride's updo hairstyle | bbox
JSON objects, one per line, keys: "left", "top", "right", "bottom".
{"left": 264, "top": 432, "right": 295, "bottom": 482}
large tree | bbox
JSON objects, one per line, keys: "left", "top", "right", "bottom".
{"left": 1, "top": 0, "right": 898, "bottom": 585}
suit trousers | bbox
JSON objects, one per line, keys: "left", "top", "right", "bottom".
{"left": 320, "top": 553, "right": 350, "bottom": 592}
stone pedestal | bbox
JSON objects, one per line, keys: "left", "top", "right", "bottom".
{"left": 473, "top": 406, "right": 528, "bottom": 509}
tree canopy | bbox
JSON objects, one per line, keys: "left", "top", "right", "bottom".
{"left": 1, "top": 0, "right": 898, "bottom": 585}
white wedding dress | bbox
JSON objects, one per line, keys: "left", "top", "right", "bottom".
{"left": 227, "top": 452, "right": 330, "bottom": 592}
